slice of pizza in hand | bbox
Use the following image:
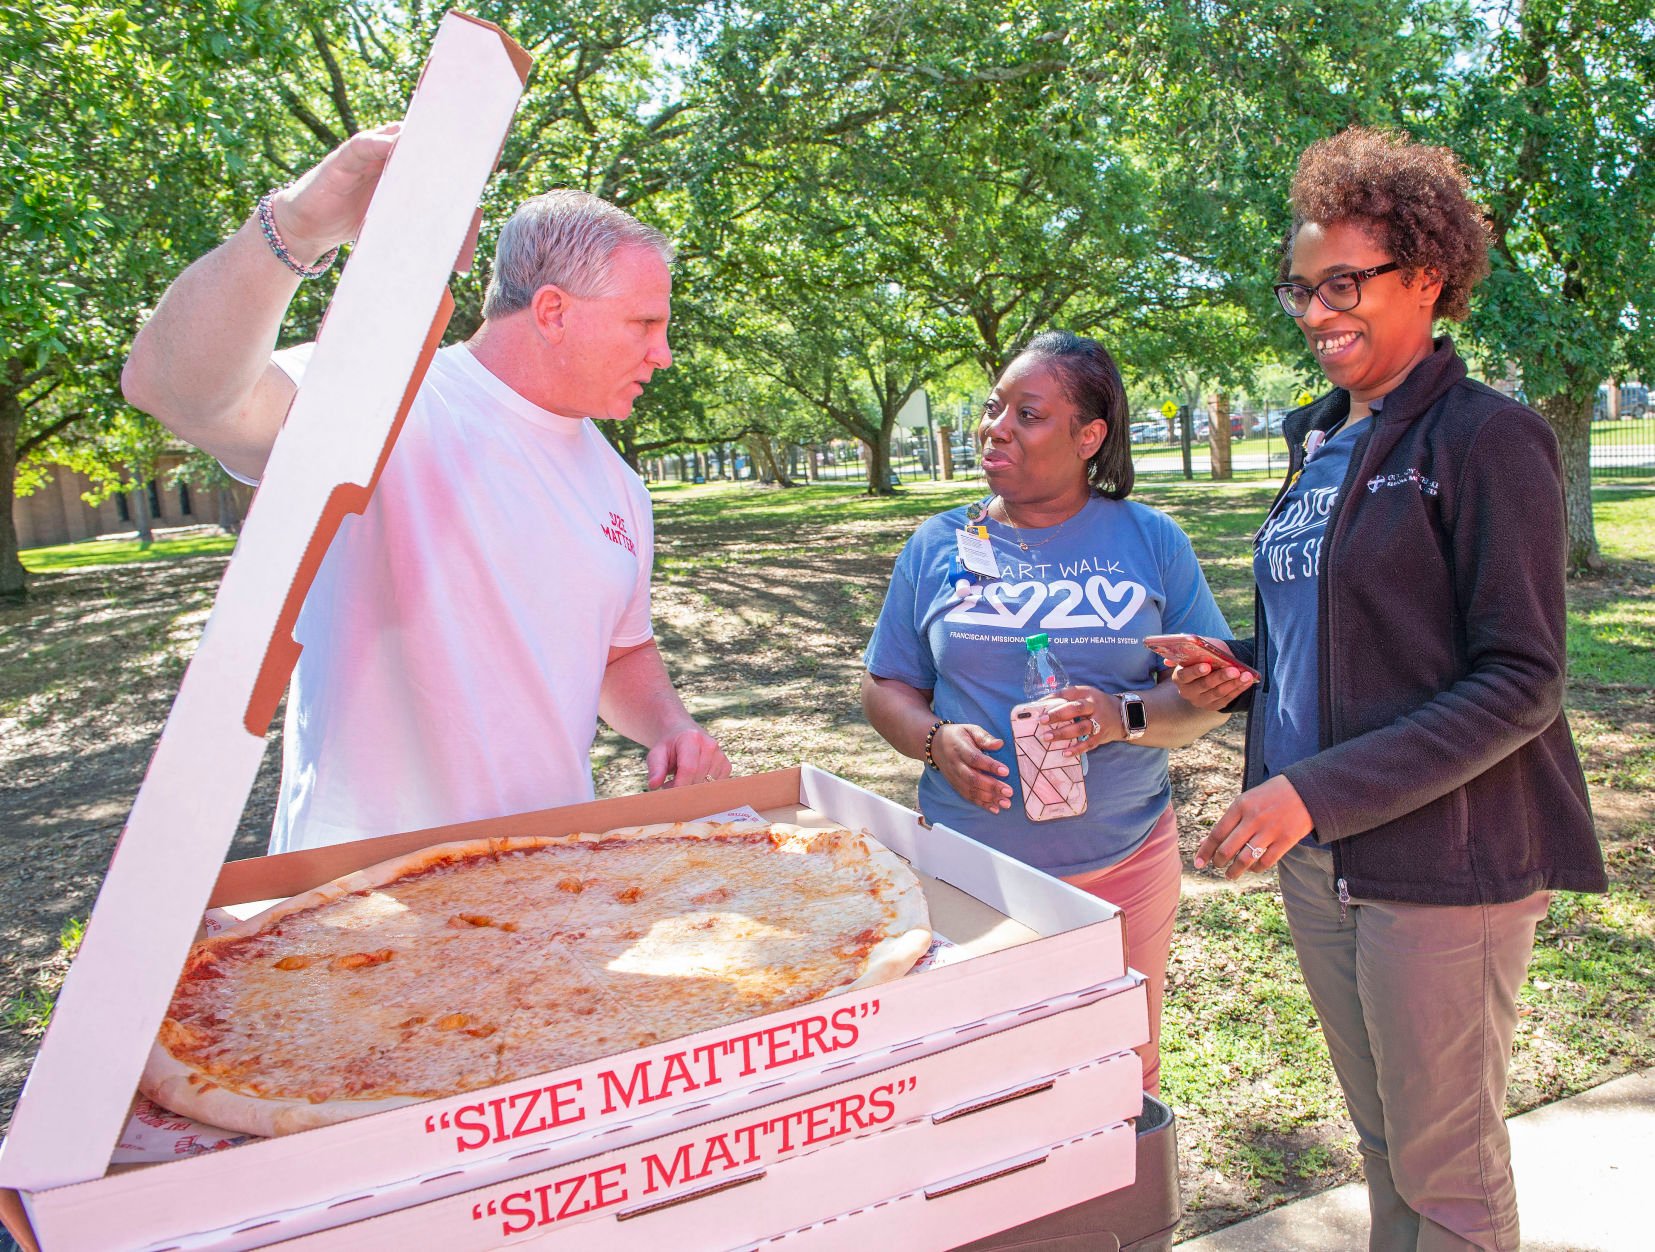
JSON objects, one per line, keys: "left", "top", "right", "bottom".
{"left": 142, "top": 822, "right": 930, "bottom": 1137}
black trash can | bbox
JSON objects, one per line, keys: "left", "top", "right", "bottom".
{"left": 949, "top": 1095, "right": 1181, "bottom": 1252}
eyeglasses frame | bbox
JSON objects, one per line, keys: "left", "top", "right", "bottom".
{"left": 1273, "top": 262, "right": 1402, "bottom": 318}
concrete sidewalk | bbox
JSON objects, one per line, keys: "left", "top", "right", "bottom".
{"left": 1180, "top": 1068, "right": 1653, "bottom": 1251}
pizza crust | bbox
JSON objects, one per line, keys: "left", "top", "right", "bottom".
{"left": 143, "top": 820, "right": 930, "bottom": 1137}
{"left": 140, "top": 1048, "right": 422, "bottom": 1137}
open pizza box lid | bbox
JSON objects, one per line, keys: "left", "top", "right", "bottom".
{"left": 0, "top": 9, "right": 533, "bottom": 1196}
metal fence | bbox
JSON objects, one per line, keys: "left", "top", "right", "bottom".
{"left": 649, "top": 412, "right": 1655, "bottom": 487}
{"left": 1126, "top": 403, "right": 1296, "bottom": 481}
{"left": 1591, "top": 415, "right": 1655, "bottom": 479}
{"left": 652, "top": 428, "right": 981, "bottom": 486}
{"left": 1129, "top": 408, "right": 1655, "bottom": 484}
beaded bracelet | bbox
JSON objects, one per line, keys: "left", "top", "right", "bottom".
{"left": 923, "top": 718, "right": 952, "bottom": 770}
{"left": 256, "top": 191, "right": 340, "bottom": 280}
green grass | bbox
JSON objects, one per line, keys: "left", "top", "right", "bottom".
{"left": 1163, "top": 889, "right": 1355, "bottom": 1195}
{"left": 1519, "top": 848, "right": 1655, "bottom": 1097}
{"left": 1592, "top": 485, "right": 1655, "bottom": 562}
{"left": 2, "top": 918, "right": 86, "bottom": 1036}
{"left": 1589, "top": 418, "right": 1655, "bottom": 450}
{"left": 3, "top": 471, "right": 1649, "bottom": 1235}
{"left": 1564, "top": 489, "right": 1655, "bottom": 789}
{"left": 21, "top": 531, "right": 237, "bottom": 572}
{"left": 1566, "top": 597, "right": 1655, "bottom": 690}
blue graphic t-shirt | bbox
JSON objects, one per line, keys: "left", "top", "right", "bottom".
{"left": 1254, "top": 421, "right": 1366, "bottom": 775}
{"left": 863, "top": 495, "right": 1230, "bottom": 876}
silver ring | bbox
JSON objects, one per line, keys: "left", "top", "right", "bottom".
{"left": 1088, "top": 717, "right": 1101, "bottom": 737}
{"left": 1245, "top": 841, "right": 1265, "bottom": 861}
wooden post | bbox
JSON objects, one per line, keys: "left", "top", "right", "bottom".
{"left": 937, "top": 424, "right": 955, "bottom": 480}
{"left": 1208, "top": 392, "right": 1233, "bottom": 480}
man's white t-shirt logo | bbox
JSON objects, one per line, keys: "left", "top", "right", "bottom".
{"left": 602, "top": 511, "right": 636, "bottom": 554}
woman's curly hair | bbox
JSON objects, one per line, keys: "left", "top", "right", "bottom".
{"left": 1282, "top": 127, "right": 1492, "bottom": 322}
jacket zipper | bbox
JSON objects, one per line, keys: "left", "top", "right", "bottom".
{"left": 1319, "top": 418, "right": 1379, "bottom": 917}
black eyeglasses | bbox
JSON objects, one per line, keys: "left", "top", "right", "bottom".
{"left": 1273, "top": 262, "right": 1401, "bottom": 317}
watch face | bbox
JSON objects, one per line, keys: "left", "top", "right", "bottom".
{"left": 1124, "top": 698, "right": 1148, "bottom": 734}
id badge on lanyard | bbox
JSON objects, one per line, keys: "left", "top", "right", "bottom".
{"left": 954, "top": 524, "right": 999, "bottom": 579}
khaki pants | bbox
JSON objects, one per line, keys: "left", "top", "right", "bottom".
{"left": 1278, "top": 843, "right": 1549, "bottom": 1252}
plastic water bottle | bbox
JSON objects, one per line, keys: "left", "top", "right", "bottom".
{"left": 1023, "top": 633, "right": 1070, "bottom": 700}
{"left": 1023, "top": 633, "right": 1087, "bottom": 777}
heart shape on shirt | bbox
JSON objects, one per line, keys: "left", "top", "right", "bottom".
{"left": 1084, "top": 575, "right": 1147, "bottom": 631}
{"left": 983, "top": 580, "right": 1048, "bottom": 628}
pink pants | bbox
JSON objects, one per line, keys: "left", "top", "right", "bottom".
{"left": 1062, "top": 804, "right": 1181, "bottom": 1095}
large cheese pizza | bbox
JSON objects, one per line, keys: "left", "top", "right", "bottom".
{"left": 141, "top": 820, "right": 930, "bottom": 1137}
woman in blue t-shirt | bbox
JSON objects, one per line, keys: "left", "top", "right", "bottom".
{"left": 1173, "top": 129, "right": 1604, "bottom": 1250}
{"left": 861, "top": 330, "right": 1234, "bottom": 1095}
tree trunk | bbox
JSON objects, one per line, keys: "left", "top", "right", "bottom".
{"left": 0, "top": 383, "right": 27, "bottom": 602}
{"left": 748, "top": 433, "right": 795, "bottom": 487}
{"left": 215, "top": 484, "right": 244, "bottom": 534}
{"left": 617, "top": 425, "right": 641, "bottom": 473}
{"left": 864, "top": 428, "right": 896, "bottom": 496}
{"left": 806, "top": 446, "right": 820, "bottom": 482}
{"left": 1208, "top": 392, "right": 1233, "bottom": 480}
{"left": 1536, "top": 391, "right": 1602, "bottom": 573}
{"left": 131, "top": 476, "right": 155, "bottom": 546}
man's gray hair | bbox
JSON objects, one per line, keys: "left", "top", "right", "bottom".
{"left": 481, "top": 190, "right": 673, "bottom": 319}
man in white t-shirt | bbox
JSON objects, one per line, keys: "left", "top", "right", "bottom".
{"left": 122, "top": 123, "right": 729, "bottom": 852}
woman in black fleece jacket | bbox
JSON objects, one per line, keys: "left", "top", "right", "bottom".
{"left": 1174, "top": 129, "right": 1606, "bottom": 1251}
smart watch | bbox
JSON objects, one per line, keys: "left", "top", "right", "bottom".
{"left": 1119, "top": 692, "right": 1148, "bottom": 740}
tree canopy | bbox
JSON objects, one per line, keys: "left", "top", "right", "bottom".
{"left": 7, "top": 0, "right": 1649, "bottom": 593}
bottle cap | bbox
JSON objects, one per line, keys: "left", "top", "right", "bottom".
{"left": 1025, "top": 633, "right": 1050, "bottom": 652}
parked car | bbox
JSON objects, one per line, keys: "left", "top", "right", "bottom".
{"left": 1594, "top": 382, "right": 1648, "bottom": 420}
{"left": 1194, "top": 414, "right": 1245, "bottom": 441}
{"left": 1253, "top": 410, "right": 1288, "bottom": 436}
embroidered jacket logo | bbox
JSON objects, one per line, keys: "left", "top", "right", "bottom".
{"left": 1366, "top": 468, "right": 1439, "bottom": 497}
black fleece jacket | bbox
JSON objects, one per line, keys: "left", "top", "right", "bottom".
{"left": 1226, "top": 338, "right": 1606, "bottom": 905}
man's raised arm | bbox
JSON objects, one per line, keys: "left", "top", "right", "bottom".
{"left": 121, "top": 124, "right": 400, "bottom": 481}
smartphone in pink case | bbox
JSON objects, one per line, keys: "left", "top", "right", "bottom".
{"left": 1010, "top": 697, "right": 1087, "bottom": 822}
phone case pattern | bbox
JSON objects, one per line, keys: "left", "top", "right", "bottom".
{"left": 1011, "top": 699, "right": 1087, "bottom": 822}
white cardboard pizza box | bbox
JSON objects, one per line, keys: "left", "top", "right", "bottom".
{"left": 0, "top": 11, "right": 1145, "bottom": 1252}
{"left": 147, "top": 985, "right": 1147, "bottom": 1250}
{"left": 738, "top": 1123, "right": 1139, "bottom": 1252}
{"left": 0, "top": 0, "right": 530, "bottom": 1230}
{"left": 6, "top": 770, "right": 1140, "bottom": 1252}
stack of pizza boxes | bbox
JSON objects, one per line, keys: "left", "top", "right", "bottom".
{"left": 0, "top": 13, "right": 1156, "bottom": 1250}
